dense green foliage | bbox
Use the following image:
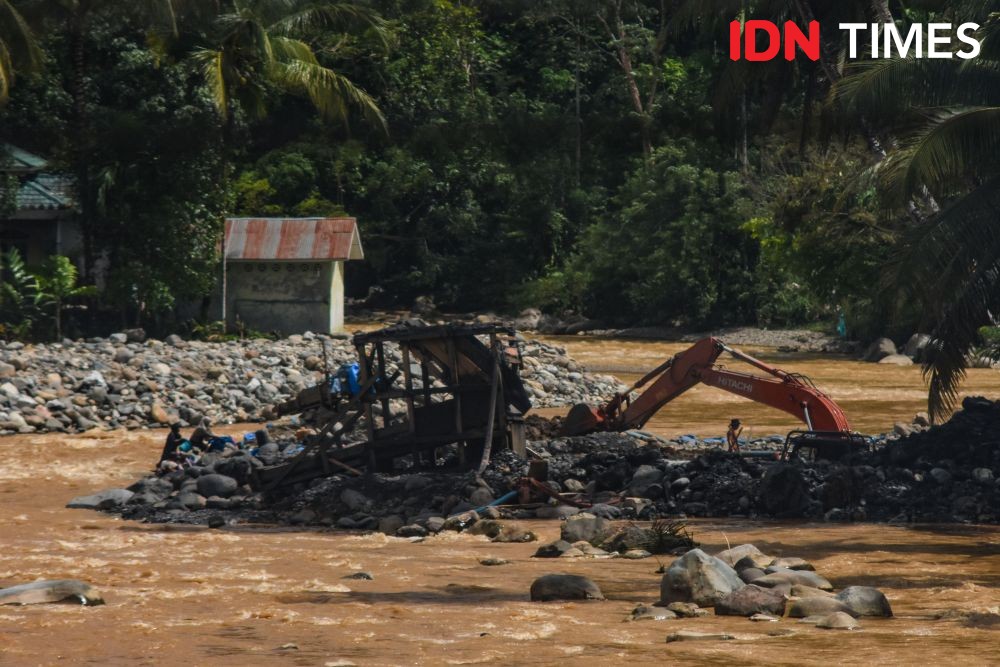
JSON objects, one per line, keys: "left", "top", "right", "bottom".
{"left": 1, "top": 0, "right": 997, "bottom": 405}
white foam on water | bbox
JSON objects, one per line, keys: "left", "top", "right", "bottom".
{"left": 557, "top": 646, "right": 585, "bottom": 655}
{"left": 498, "top": 622, "right": 558, "bottom": 640}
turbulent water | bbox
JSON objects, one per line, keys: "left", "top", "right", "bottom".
{"left": 1, "top": 337, "right": 999, "bottom": 665}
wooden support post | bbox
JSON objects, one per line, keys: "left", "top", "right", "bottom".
{"left": 477, "top": 355, "right": 501, "bottom": 474}
{"left": 447, "top": 336, "right": 465, "bottom": 466}
{"left": 357, "top": 342, "right": 376, "bottom": 474}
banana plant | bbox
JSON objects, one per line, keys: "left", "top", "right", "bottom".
{"left": 34, "top": 255, "right": 96, "bottom": 340}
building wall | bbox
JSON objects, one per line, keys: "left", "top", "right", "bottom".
{"left": 225, "top": 260, "right": 343, "bottom": 335}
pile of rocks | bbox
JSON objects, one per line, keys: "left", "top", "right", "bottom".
{"left": 0, "top": 329, "right": 621, "bottom": 435}
{"left": 71, "top": 395, "right": 1000, "bottom": 528}
{"left": 656, "top": 544, "right": 890, "bottom": 628}
{"left": 529, "top": 542, "right": 892, "bottom": 634}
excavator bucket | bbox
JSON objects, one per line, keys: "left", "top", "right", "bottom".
{"left": 560, "top": 403, "right": 605, "bottom": 437}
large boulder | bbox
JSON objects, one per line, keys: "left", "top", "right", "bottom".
{"left": 659, "top": 549, "right": 744, "bottom": 607}
{"left": 785, "top": 596, "right": 857, "bottom": 618}
{"left": 714, "top": 584, "right": 786, "bottom": 617}
{"left": 0, "top": 580, "right": 104, "bottom": 606}
{"left": 836, "top": 586, "right": 893, "bottom": 617}
{"left": 879, "top": 354, "right": 913, "bottom": 366}
{"left": 196, "top": 474, "right": 238, "bottom": 498}
{"left": 529, "top": 574, "right": 604, "bottom": 602}
{"left": 757, "top": 464, "right": 810, "bottom": 517}
{"left": 755, "top": 568, "right": 832, "bottom": 590}
{"left": 816, "top": 611, "right": 860, "bottom": 630}
{"left": 628, "top": 465, "right": 664, "bottom": 497}
{"left": 67, "top": 488, "right": 133, "bottom": 510}
{"left": 863, "top": 337, "right": 897, "bottom": 362}
{"left": 560, "top": 512, "right": 609, "bottom": 545}
{"left": 716, "top": 544, "right": 769, "bottom": 568}
{"left": 903, "top": 333, "right": 932, "bottom": 361}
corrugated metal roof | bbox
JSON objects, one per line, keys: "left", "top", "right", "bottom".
{"left": 14, "top": 174, "right": 75, "bottom": 211}
{"left": 224, "top": 217, "right": 364, "bottom": 261}
{"left": 2, "top": 143, "right": 48, "bottom": 172}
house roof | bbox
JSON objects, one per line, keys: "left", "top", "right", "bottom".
{"left": 1, "top": 143, "right": 48, "bottom": 172}
{"left": 14, "top": 174, "right": 76, "bottom": 211}
{"left": 1, "top": 145, "right": 76, "bottom": 215}
{"left": 224, "top": 217, "right": 364, "bottom": 261}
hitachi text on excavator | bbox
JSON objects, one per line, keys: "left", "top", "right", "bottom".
{"left": 560, "top": 337, "right": 867, "bottom": 460}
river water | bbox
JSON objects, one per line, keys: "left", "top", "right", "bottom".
{"left": 1, "top": 336, "right": 998, "bottom": 666}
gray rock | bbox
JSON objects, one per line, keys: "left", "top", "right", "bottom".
{"left": 863, "top": 337, "right": 897, "bottom": 362}
{"left": 758, "top": 464, "right": 810, "bottom": 517}
{"left": 835, "top": 586, "right": 892, "bottom": 617}
{"left": 628, "top": 464, "right": 663, "bottom": 496}
{"left": 340, "top": 488, "right": 369, "bottom": 511}
{"left": 769, "top": 557, "right": 814, "bottom": 571}
{"left": 816, "top": 611, "right": 860, "bottom": 630}
{"left": 560, "top": 512, "right": 609, "bottom": 544}
{"left": 716, "top": 544, "right": 769, "bottom": 568}
{"left": 879, "top": 354, "right": 913, "bottom": 366}
{"left": 739, "top": 567, "right": 766, "bottom": 583}
{"left": 109, "top": 333, "right": 128, "bottom": 344}
{"left": 178, "top": 492, "right": 207, "bottom": 510}
{"left": 529, "top": 574, "right": 603, "bottom": 602}
{"left": 424, "top": 516, "right": 445, "bottom": 533}
{"left": 929, "top": 467, "right": 952, "bottom": 485}
{"left": 396, "top": 524, "right": 428, "bottom": 538}
{"left": 660, "top": 548, "right": 745, "bottom": 607}
{"left": 714, "top": 584, "right": 787, "bottom": 616}
{"left": 630, "top": 605, "right": 676, "bottom": 621}
{"left": 534, "top": 540, "right": 575, "bottom": 558}
{"left": 0, "top": 579, "right": 104, "bottom": 606}
{"left": 665, "top": 601, "right": 710, "bottom": 618}
{"left": 785, "top": 596, "right": 857, "bottom": 618}
{"left": 903, "top": 333, "right": 932, "bottom": 361}
{"left": 67, "top": 488, "right": 134, "bottom": 510}
{"left": 972, "top": 467, "right": 995, "bottom": 485}
{"left": 756, "top": 568, "right": 832, "bottom": 590}
{"left": 196, "top": 474, "right": 238, "bottom": 498}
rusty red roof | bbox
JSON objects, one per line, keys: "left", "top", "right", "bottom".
{"left": 224, "top": 217, "right": 363, "bottom": 261}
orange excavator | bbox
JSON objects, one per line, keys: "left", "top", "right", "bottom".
{"left": 561, "top": 337, "right": 866, "bottom": 460}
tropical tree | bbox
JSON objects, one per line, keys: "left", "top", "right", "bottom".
{"left": 0, "top": 247, "right": 42, "bottom": 338}
{"left": 34, "top": 254, "right": 96, "bottom": 339}
{"left": 837, "top": 5, "right": 1000, "bottom": 419}
{"left": 0, "top": 0, "right": 40, "bottom": 102}
{"left": 190, "top": 0, "right": 389, "bottom": 129}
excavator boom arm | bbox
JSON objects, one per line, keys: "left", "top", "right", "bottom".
{"left": 561, "top": 337, "right": 851, "bottom": 436}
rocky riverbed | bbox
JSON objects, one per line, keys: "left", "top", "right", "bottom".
{"left": 0, "top": 328, "right": 622, "bottom": 435}
{"left": 72, "top": 396, "right": 1000, "bottom": 530}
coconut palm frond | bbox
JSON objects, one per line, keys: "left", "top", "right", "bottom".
{"left": 886, "top": 176, "right": 1000, "bottom": 418}
{"left": 881, "top": 106, "right": 1000, "bottom": 201}
{"left": 270, "top": 2, "right": 391, "bottom": 50}
{"left": 275, "top": 57, "right": 386, "bottom": 131}
{"left": 191, "top": 47, "right": 229, "bottom": 116}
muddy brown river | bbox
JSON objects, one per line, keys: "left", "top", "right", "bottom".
{"left": 1, "top": 337, "right": 999, "bottom": 665}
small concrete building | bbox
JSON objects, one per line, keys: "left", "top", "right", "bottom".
{"left": 0, "top": 144, "right": 82, "bottom": 266}
{"left": 223, "top": 217, "right": 364, "bottom": 335}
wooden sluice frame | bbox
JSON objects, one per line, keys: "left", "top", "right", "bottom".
{"left": 256, "top": 323, "right": 529, "bottom": 492}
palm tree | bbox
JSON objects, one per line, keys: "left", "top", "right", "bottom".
{"left": 190, "top": 0, "right": 389, "bottom": 130}
{"left": 837, "top": 4, "right": 1000, "bottom": 419}
{"left": 0, "top": 0, "right": 40, "bottom": 102}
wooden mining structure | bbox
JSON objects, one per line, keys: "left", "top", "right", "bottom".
{"left": 254, "top": 322, "right": 532, "bottom": 491}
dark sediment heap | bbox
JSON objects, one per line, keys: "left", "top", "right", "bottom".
{"left": 75, "top": 397, "right": 1000, "bottom": 528}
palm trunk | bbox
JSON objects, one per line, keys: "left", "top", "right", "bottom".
{"left": 69, "top": 8, "right": 94, "bottom": 280}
